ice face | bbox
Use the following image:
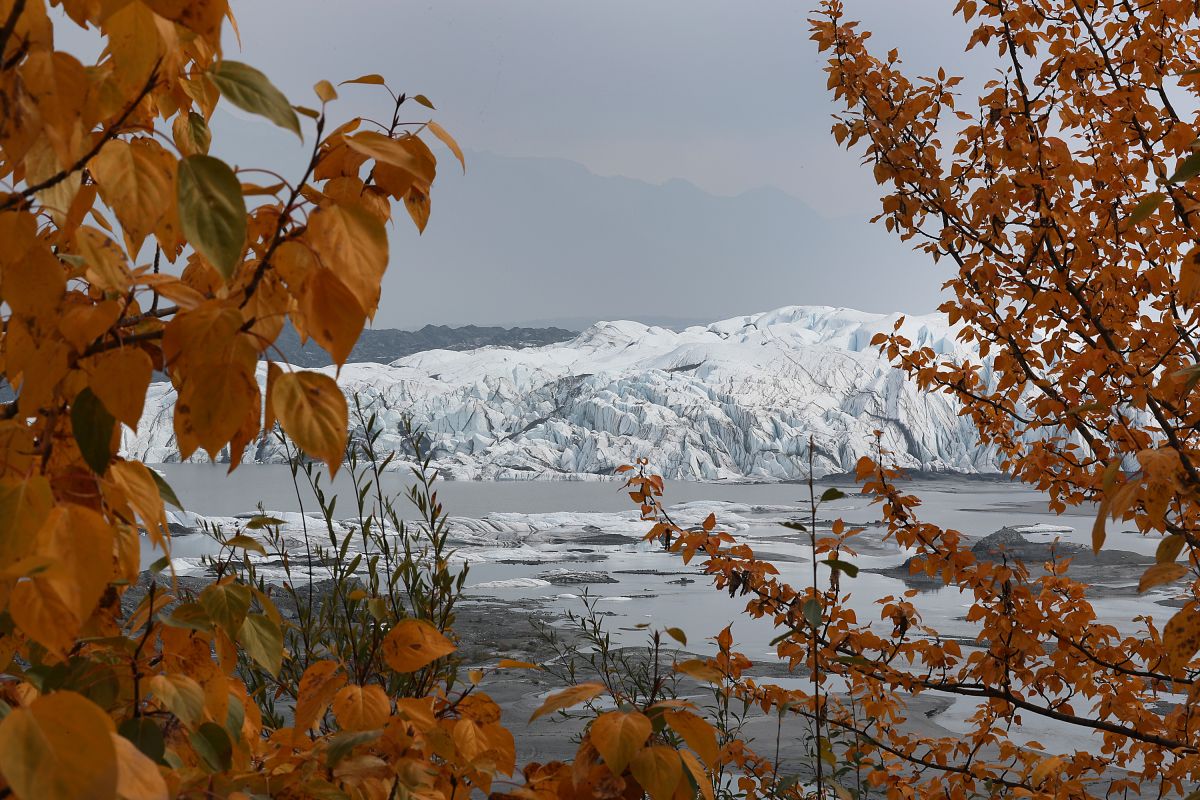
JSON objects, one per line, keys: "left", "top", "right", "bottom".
{"left": 124, "top": 305, "right": 998, "bottom": 480}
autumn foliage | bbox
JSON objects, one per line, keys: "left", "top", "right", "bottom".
{"left": 6, "top": 0, "right": 1200, "bottom": 799}
{"left": 606, "top": 1, "right": 1200, "bottom": 798}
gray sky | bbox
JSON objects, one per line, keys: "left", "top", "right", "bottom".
{"left": 73, "top": 2, "right": 995, "bottom": 328}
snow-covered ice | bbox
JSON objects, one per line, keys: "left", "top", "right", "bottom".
{"left": 126, "top": 305, "right": 997, "bottom": 480}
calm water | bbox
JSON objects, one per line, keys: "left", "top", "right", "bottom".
{"left": 154, "top": 463, "right": 1125, "bottom": 549}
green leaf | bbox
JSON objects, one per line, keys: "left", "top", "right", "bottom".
{"left": 199, "top": 582, "right": 251, "bottom": 639}
{"left": 412, "top": 93, "right": 435, "bottom": 109}
{"left": 159, "top": 602, "right": 213, "bottom": 632}
{"left": 1169, "top": 152, "right": 1200, "bottom": 184}
{"left": 71, "top": 388, "right": 115, "bottom": 475}
{"left": 835, "top": 654, "right": 873, "bottom": 667}
{"left": 244, "top": 515, "right": 284, "bottom": 530}
{"left": 118, "top": 717, "right": 165, "bottom": 764}
{"left": 190, "top": 722, "right": 233, "bottom": 773}
{"left": 209, "top": 61, "right": 301, "bottom": 138}
{"left": 177, "top": 155, "right": 247, "bottom": 281}
{"left": 149, "top": 468, "right": 183, "bottom": 510}
{"left": 820, "top": 487, "right": 847, "bottom": 502}
{"left": 326, "top": 729, "right": 382, "bottom": 768}
{"left": 1128, "top": 191, "right": 1166, "bottom": 223}
{"left": 185, "top": 111, "right": 211, "bottom": 155}
{"left": 146, "top": 555, "right": 172, "bottom": 574}
{"left": 224, "top": 694, "right": 245, "bottom": 743}
{"left": 823, "top": 558, "right": 859, "bottom": 578}
{"left": 781, "top": 521, "right": 808, "bottom": 532}
{"left": 802, "top": 598, "right": 822, "bottom": 629}
{"left": 664, "top": 627, "right": 687, "bottom": 646}
{"left": 238, "top": 613, "right": 283, "bottom": 676}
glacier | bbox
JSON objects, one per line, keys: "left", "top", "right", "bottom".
{"left": 123, "top": 305, "right": 999, "bottom": 481}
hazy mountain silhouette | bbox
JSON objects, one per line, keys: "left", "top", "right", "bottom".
{"left": 383, "top": 151, "right": 945, "bottom": 328}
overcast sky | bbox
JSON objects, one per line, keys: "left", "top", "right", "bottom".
{"left": 76, "top": 2, "right": 996, "bottom": 328}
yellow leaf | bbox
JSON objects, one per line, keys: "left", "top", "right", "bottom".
{"left": 271, "top": 370, "right": 348, "bottom": 475}
{"left": 0, "top": 691, "right": 118, "bottom": 800}
{"left": 345, "top": 131, "right": 436, "bottom": 186}
{"left": 271, "top": 240, "right": 317, "bottom": 290}
{"left": 427, "top": 121, "right": 465, "bottom": 173}
{"left": 590, "top": 710, "right": 651, "bottom": 775}
{"left": 1164, "top": 604, "right": 1200, "bottom": 674}
{"left": 109, "top": 460, "right": 171, "bottom": 547}
{"left": 630, "top": 745, "right": 683, "bottom": 800}
{"left": 1032, "top": 755, "right": 1063, "bottom": 785}
{"left": 3, "top": 237, "right": 64, "bottom": 320}
{"left": 177, "top": 360, "right": 259, "bottom": 460}
{"left": 381, "top": 618, "right": 456, "bottom": 673}
{"left": 34, "top": 505, "right": 114, "bottom": 619}
{"left": 332, "top": 685, "right": 391, "bottom": 732}
{"left": 679, "top": 750, "right": 714, "bottom": 800}
{"left": 341, "top": 73, "right": 386, "bottom": 86}
{"left": 664, "top": 709, "right": 719, "bottom": 767}
{"left": 1157, "top": 534, "right": 1186, "bottom": 564}
{"left": 497, "top": 659, "right": 540, "bottom": 670}
{"left": 171, "top": 112, "right": 211, "bottom": 158}
{"left": 86, "top": 347, "right": 154, "bottom": 428}
{"left": 58, "top": 299, "right": 122, "bottom": 353}
{"left": 76, "top": 226, "right": 133, "bottom": 294}
{"left": 0, "top": 476, "right": 54, "bottom": 564}
{"left": 314, "top": 80, "right": 338, "bottom": 103}
{"left": 112, "top": 732, "right": 168, "bottom": 800}
{"left": 8, "top": 577, "right": 77, "bottom": 657}
{"left": 103, "top": 0, "right": 163, "bottom": 94}
{"left": 89, "top": 138, "right": 174, "bottom": 254}
{"left": 143, "top": 0, "right": 228, "bottom": 41}
{"left": 674, "top": 659, "right": 724, "bottom": 684}
{"left": 529, "top": 682, "right": 605, "bottom": 722}
{"left": 1139, "top": 562, "right": 1190, "bottom": 593}
{"left": 294, "top": 661, "right": 346, "bottom": 734}
{"left": 404, "top": 186, "right": 431, "bottom": 233}
{"left": 306, "top": 202, "right": 389, "bottom": 318}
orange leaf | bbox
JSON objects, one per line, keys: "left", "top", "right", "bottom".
{"left": 673, "top": 659, "right": 724, "bottom": 684}
{"left": 271, "top": 370, "right": 348, "bottom": 476}
{"left": 381, "top": 619, "right": 456, "bottom": 673}
{"left": 590, "top": 710, "right": 651, "bottom": 775}
{"left": 294, "top": 661, "right": 346, "bottom": 734}
{"left": 332, "top": 685, "right": 391, "bottom": 732}
{"left": 1138, "top": 562, "right": 1189, "bottom": 593}
{"left": 664, "top": 709, "right": 719, "bottom": 767}
{"left": 0, "top": 691, "right": 118, "bottom": 800}
{"left": 630, "top": 745, "right": 683, "bottom": 800}
{"left": 529, "top": 682, "right": 605, "bottom": 722}
{"left": 112, "top": 732, "right": 169, "bottom": 800}
{"left": 1164, "top": 604, "right": 1200, "bottom": 674}
{"left": 86, "top": 346, "right": 154, "bottom": 428}
{"left": 427, "top": 120, "right": 465, "bottom": 173}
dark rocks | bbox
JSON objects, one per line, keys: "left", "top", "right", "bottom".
{"left": 537, "top": 569, "right": 619, "bottom": 585}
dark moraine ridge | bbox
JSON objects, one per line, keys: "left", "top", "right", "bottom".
{"left": 272, "top": 321, "right": 578, "bottom": 368}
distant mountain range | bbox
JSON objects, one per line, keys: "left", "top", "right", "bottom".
{"left": 273, "top": 322, "right": 577, "bottom": 368}
{"left": 378, "top": 151, "right": 946, "bottom": 329}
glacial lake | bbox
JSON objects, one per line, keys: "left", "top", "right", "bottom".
{"left": 149, "top": 463, "right": 1174, "bottom": 758}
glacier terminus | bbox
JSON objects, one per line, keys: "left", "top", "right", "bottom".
{"left": 124, "top": 306, "right": 1000, "bottom": 481}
